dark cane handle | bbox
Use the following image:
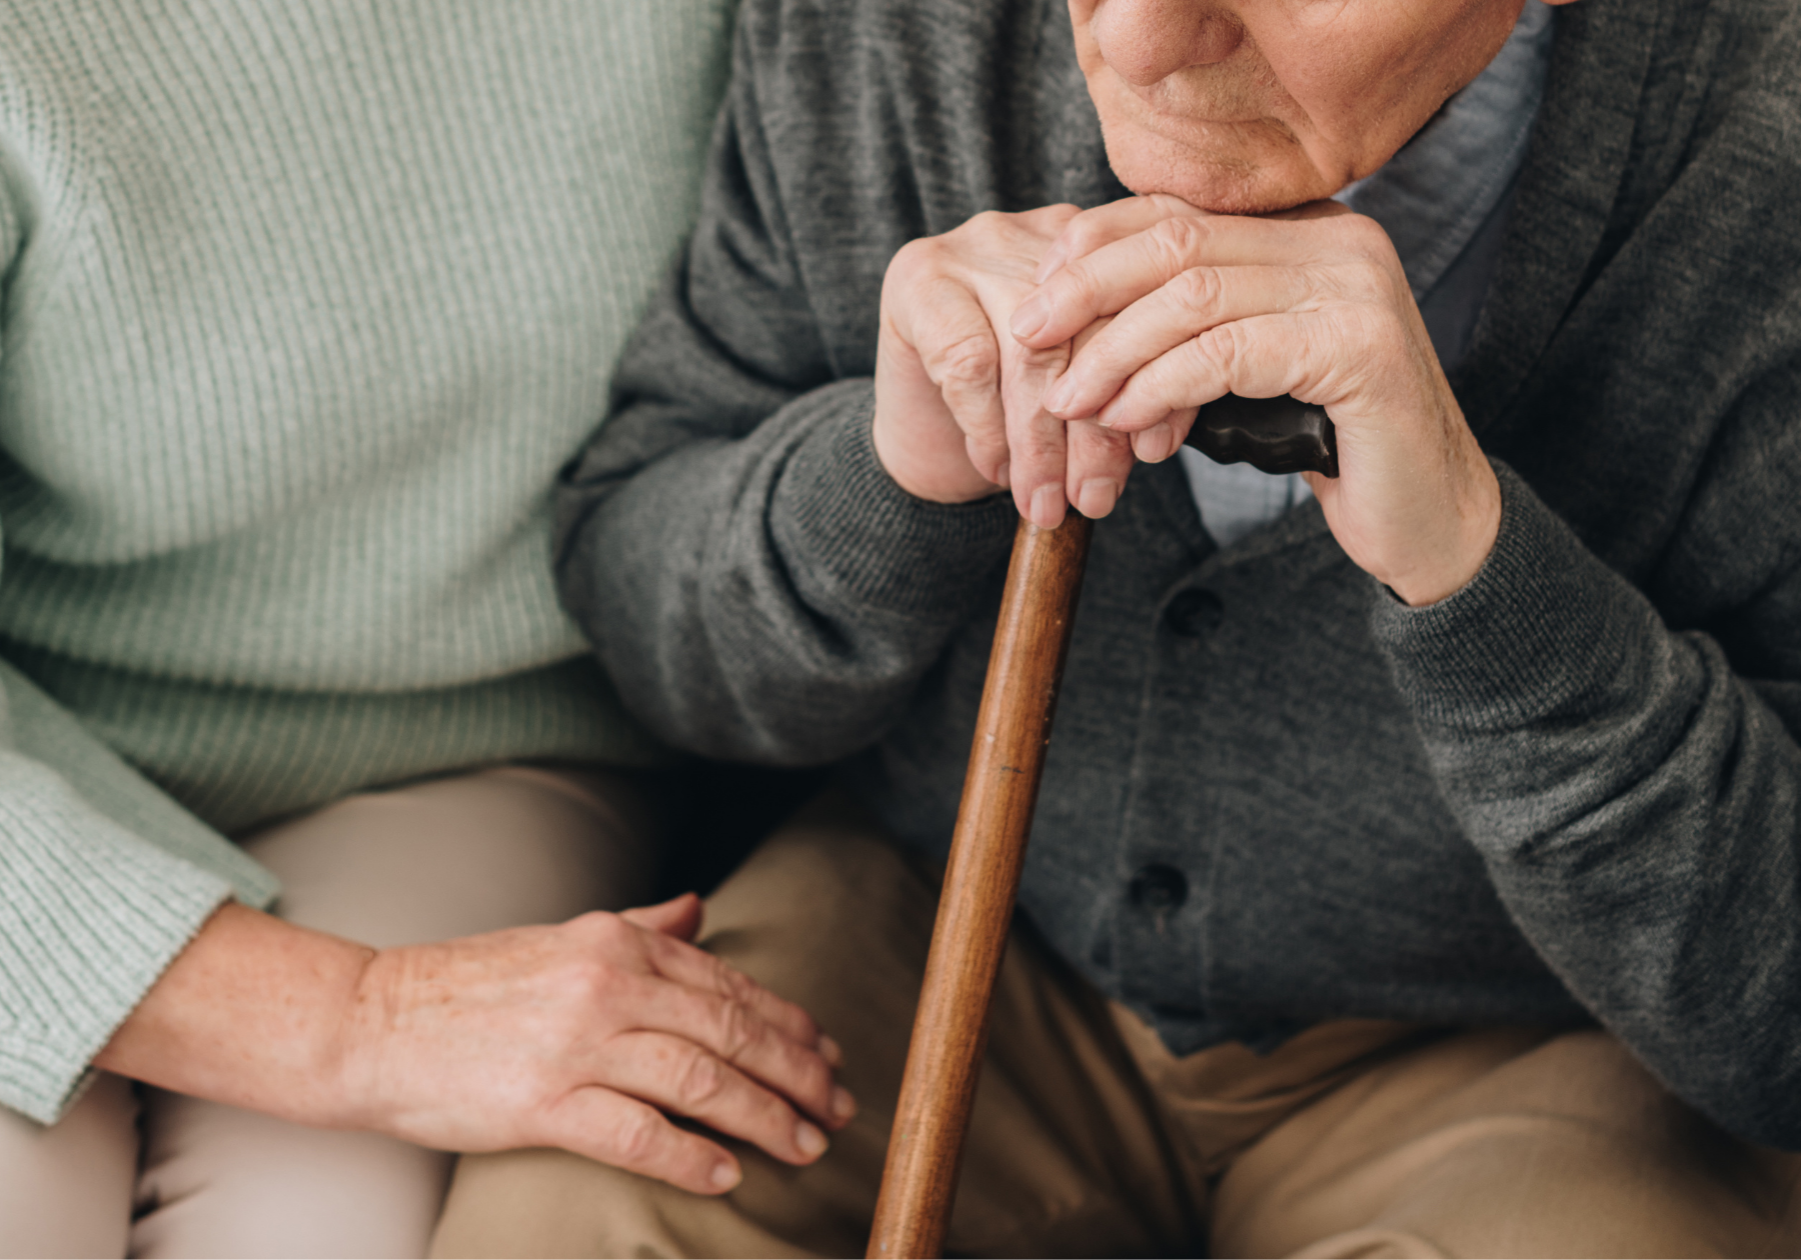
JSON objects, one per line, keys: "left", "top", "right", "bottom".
{"left": 1186, "top": 394, "right": 1339, "bottom": 477}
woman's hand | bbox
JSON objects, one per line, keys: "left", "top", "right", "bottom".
{"left": 1012, "top": 194, "right": 1501, "bottom": 606}
{"left": 873, "top": 204, "right": 1137, "bottom": 527}
{"left": 97, "top": 897, "right": 852, "bottom": 1195}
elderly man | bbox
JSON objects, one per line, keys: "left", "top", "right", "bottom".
{"left": 437, "top": 0, "right": 1801, "bottom": 1253}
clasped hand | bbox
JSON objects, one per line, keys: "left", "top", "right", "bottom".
{"left": 872, "top": 195, "right": 1503, "bottom": 607}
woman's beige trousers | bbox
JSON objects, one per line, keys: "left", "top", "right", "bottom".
{"left": 0, "top": 764, "right": 655, "bottom": 1259}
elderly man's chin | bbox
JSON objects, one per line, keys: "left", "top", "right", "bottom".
{"left": 1098, "top": 116, "right": 1342, "bottom": 215}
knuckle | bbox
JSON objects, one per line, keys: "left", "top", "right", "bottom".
{"left": 561, "top": 909, "right": 609, "bottom": 941}
{"left": 1011, "top": 427, "right": 1065, "bottom": 461}
{"left": 1028, "top": 202, "right": 1080, "bottom": 231}
{"left": 610, "top": 1102, "right": 664, "bottom": 1166}
{"left": 892, "top": 235, "right": 965, "bottom": 293}
{"left": 1051, "top": 258, "right": 1099, "bottom": 307}
{"left": 714, "top": 998, "right": 759, "bottom": 1062}
{"left": 888, "top": 236, "right": 936, "bottom": 282}
{"left": 1346, "top": 256, "right": 1391, "bottom": 294}
{"left": 932, "top": 332, "right": 999, "bottom": 390}
{"left": 1220, "top": 318, "right": 1257, "bottom": 364}
{"left": 550, "top": 951, "right": 615, "bottom": 1004}
{"left": 712, "top": 958, "right": 758, "bottom": 1006}
{"left": 582, "top": 910, "right": 634, "bottom": 950}
{"left": 1075, "top": 423, "right": 1135, "bottom": 461}
{"left": 1148, "top": 216, "right": 1207, "bottom": 269}
{"left": 1339, "top": 301, "right": 1390, "bottom": 349}
{"left": 965, "top": 209, "right": 1010, "bottom": 239}
{"left": 674, "top": 1050, "right": 730, "bottom": 1110}
{"left": 570, "top": 972, "right": 620, "bottom": 1019}
{"left": 966, "top": 433, "right": 1009, "bottom": 464}
{"left": 1340, "top": 212, "right": 1391, "bottom": 252}
{"left": 782, "top": 1003, "right": 820, "bottom": 1047}
{"left": 1011, "top": 340, "right": 1069, "bottom": 373}
{"left": 1062, "top": 217, "right": 1104, "bottom": 258}
{"left": 1171, "top": 266, "right": 1222, "bottom": 313}
{"left": 792, "top": 1053, "right": 832, "bottom": 1103}
{"left": 1191, "top": 324, "right": 1242, "bottom": 374}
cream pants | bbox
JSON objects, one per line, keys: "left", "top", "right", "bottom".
{"left": 0, "top": 765, "right": 655, "bottom": 1259}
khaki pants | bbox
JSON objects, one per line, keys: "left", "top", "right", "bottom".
{"left": 0, "top": 765, "right": 656, "bottom": 1259}
{"left": 433, "top": 799, "right": 1801, "bottom": 1258}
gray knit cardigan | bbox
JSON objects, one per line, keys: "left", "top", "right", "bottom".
{"left": 559, "top": 0, "right": 1801, "bottom": 1147}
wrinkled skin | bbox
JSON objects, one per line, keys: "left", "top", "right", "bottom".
{"left": 874, "top": 0, "right": 1580, "bottom": 606}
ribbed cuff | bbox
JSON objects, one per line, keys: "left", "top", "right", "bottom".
{"left": 0, "top": 754, "right": 231, "bottom": 1123}
{"left": 773, "top": 385, "right": 1019, "bottom": 616}
{"left": 1370, "top": 459, "right": 1651, "bottom": 734}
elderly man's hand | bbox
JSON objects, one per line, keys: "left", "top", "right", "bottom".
{"left": 1011, "top": 195, "right": 1502, "bottom": 606}
{"left": 872, "top": 204, "right": 1138, "bottom": 527}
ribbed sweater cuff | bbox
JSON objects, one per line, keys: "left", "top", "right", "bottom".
{"left": 1371, "top": 459, "right": 1648, "bottom": 734}
{"left": 0, "top": 757, "right": 232, "bottom": 1123}
{"left": 773, "top": 386, "right": 1019, "bottom": 617}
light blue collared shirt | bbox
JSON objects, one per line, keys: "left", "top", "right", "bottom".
{"left": 1179, "top": 0, "right": 1556, "bottom": 546}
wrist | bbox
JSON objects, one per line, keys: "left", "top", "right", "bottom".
{"left": 318, "top": 942, "right": 388, "bottom": 1131}
{"left": 96, "top": 904, "right": 377, "bottom": 1128}
{"left": 870, "top": 406, "right": 1000, "bottom": 505}
{"left": 1384, "top": 465, "right": 1502, "bottom": 607}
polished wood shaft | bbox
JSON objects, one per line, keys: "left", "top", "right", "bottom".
{"left": 866, "top": 513, "right": 1094, "bottom": 1259}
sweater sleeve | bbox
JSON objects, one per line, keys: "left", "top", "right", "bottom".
{"left": 0, "top": 658, "right": 277, "bottom": 1124}
{"left": 1372, "top": 458, "right": 1801, "bottom": 1148}
{"left": 0, "top": 193, "right": 276, "bottom": 1124}
{"left": 555, "top": 3, "right": 1018, "bottom": 765}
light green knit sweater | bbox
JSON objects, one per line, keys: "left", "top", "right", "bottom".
{"left": 0, "top": 0, "right": 735, "bottom": 1124}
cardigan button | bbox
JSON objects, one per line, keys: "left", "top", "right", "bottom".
{"left": 1164, "top": 589, "right": 1224, "bottom": 638}
{"left": 1129, "top": 863, "right": 1189, "bottom": 911}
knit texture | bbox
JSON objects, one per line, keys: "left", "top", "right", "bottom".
{"left": 0, "top": 0, "right": 736, "bottom": 1122}
{"left": 557, "top": 0, "right": 1801, "bottom": 1146}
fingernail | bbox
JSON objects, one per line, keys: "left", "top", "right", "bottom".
{"left": 1077, "top": 478, "right": 1119, "bottom": 518}
{"left": 993, "top": 460, "right": 1010, "bottom": 489}
{"left": 817, "top": 1035, "right": 844, "bottom": 1067}
{"left": 1029, "top": 484, "right": 1067, "bottom": 528}
{"left": 1043, "top": 375, "right": 1076, "bottom": 415}
{"left": 712, "top": 1160, "right": 742, "bottom": 1191}
{"left": 831, "top": 1085, "right": 858, "bottom": 1123}
{"left": 795, "top": 1120, "right": 829, "bottom": 1159}
{"left": 1134, "top": 424, "right": 1175, "bottom": 462}
{"left": 1034, "top": 244, "right": 1068, "bottom": 284}
{"left": 1009, "top": 296, "right": 1048, "bottom": 341}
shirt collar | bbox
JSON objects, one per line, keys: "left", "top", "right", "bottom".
{"left": 1338, "top": 0, "right": 1557, "bottom": 301}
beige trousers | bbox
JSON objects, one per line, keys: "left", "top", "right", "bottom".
{"left": 0, "top": 764, "right": 656, "bottom": 1260}
{"left": 433, "top": 799, "right": 1801, "bottom": 1259}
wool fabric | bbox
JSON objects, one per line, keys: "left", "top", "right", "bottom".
{"left": 0, "top": 0, "right": 736, "bottom": 1123}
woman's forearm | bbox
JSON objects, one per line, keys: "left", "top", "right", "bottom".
{"left": 94, "top": 902, "right": 371, "bottom": 1127}
{"left": 90, "top": 896, "right": 854, "bottom": 1194}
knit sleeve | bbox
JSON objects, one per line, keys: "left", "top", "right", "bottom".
{"left": 1372, "top": 457, "right": 1801, "bottom": 1148}
{"left": 0, "top": 167, "right": 268, "bottom": 1123}
{"left": 0, "top": 186, "right": 274, "bottom": 1121}
{"left": 554, "top": 0, "right": 1018, "bottom": 765}
{"left": 0, "top": 658, "right": 277, "bottom": 1123}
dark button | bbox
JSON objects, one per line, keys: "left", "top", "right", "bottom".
{"left": 1164, "top": 588, "right": 1224, "bottom": 637}
{"left": 1129, "top": 863, "right": 1189, "bottom": 911}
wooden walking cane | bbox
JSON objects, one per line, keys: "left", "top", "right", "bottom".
{"left": 865, "top": 395, "right": 1337, "bottom": 1260}
{"left": 865, "top": 510, "right": 1092, "bottom": 1260}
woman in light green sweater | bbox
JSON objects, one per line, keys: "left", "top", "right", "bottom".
{"left": 0, "top": 4, "right": 849, "bottom": 1254}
